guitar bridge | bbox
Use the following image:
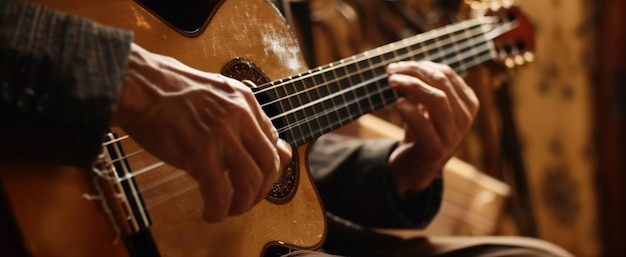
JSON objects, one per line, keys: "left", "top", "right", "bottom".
{"left": 92, "top": 133, "right": 152, "bottom": 236}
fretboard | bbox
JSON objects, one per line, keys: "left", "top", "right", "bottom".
{"left": 255, "top": 17, "right": 498, "bottom": 147}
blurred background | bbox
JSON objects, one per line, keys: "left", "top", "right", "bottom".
{"left": 276, "top": 0, "right": 626, "bottom": 256}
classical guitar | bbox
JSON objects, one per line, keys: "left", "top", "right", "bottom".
{"left": 0, "top": 0, "right": 534, "bottom": 256}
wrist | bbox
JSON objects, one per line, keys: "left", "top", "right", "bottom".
{"left": 111, "top": 43, "right": 161, "bottom": 126}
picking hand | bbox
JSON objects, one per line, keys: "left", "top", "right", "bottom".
{"left": 112, "top": 43, "right": 292, "bottom": 223}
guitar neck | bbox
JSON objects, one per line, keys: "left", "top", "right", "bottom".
{"left": 255, "top": 17, "right": 499, "bottom": 147}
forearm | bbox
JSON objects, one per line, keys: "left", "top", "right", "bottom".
{"left": 0, "top": 0, "right": 133, "bottom": 166}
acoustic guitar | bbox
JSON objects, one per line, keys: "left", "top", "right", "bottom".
{"left": 0, "top": 0, "right": 534, "bottom": 256}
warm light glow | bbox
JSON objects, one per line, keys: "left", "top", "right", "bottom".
{"left": 524, "top": 52, "right": 535, "bottom": 63}
{"left": 130, "top": 6, "right": 152, "bottom": 30}
{"left": 505, "top": 58, "right": 515, "bottom": 68}
{"left": 514, "top": 55, "right": 525, "bottom": 66}
{"left": 490, "top": 1, "right": 502, "bottom": 12}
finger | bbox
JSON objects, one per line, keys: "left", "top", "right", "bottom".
{"left": 199, "top": 83, "right": 279, "bottom": 210}
{"left": 240, "top": 126, "right": 281, "bottom": 206}
{"left": 389, "top": 61, "right": 472, "bottom": 131}
{"left": 237, "top": 112, "right": 283, "bottom": 205}
{"left": 196, "top": 95, "right": 268, "bottom": 218}
{"left": 194, "top": 149, "right": 233, "bottom": 223}
{"left": 223, "top": 133, "right": 266, "bottom": 216}
{"left": 277, "top": 139, "right": 293, "bottom": 171}
{"left": 444, "top": 63, "right": 480, "bottom": 117}
{"left": 216, "top": 98, "right": 277, "bottom": 213}
{"left": 395, "top": 98, "right": 443, "bottom": 152}
{"left": 420, "top": 62, "right": 477, "bottom": 127}
{"left": 229, "top": 77, "right": 280, "bottom": 148}
{"left": 388, "top": 72, "right": 456, "bottom": 144}
{"left": 232, "top": 78, "right": 292, "bottom": 204}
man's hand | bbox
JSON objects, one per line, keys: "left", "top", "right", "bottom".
{"left": 112, "top": 43, "right": 292, "bottom": 223}
{"left": 386, "top": 61, "right": 479, "bottom": 194}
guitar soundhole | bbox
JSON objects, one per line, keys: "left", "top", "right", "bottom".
{"left": 265, "top": 149, "right": 300, "bottom": 205}
{"left": 221, "top": 57, "right": 270, "bottom": 86}
{"left": 221, "top": 58, "right": 299, "bottom": 204}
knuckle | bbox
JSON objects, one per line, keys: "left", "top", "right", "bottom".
{"left": 430, "top": 144, "right": 447, "bottom": 161}
{"left": 430, "top": 90, "right": 448, "bottom": 105}
{"left": 440, "top": 65, "right": 456, "bottom": 76}
{"left": 431, "top": 71, "right": 449, "bottom": 84}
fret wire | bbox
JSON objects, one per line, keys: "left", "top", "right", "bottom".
{"left": 104, "top": 25, "right": 499, "bottom": 179}
{"left": 255, "top": 16, "right": 494, "bottom": 94}
{"left": 347, "top": 58, "right": 376, "bottom": 116}
{"left": 352, "top": 54, "right": 377, "bottom": 114}
{"left": 302, "top": 75, "right": 326, "bottom": 138}
{"left": 430, "top": 26, "right": 484, "bottom": 66}
{"left": 434, "top": 28, "right": 449, "bottom": 64}
{"left": 294, "top": 78, "right": 316, "bottom": 139}
{"left": 370, "top": 48, "right": 388, "bottom": 106}
{"left": 311, "top": 67, "right": 335, "bottom": 130}
{"left": 269, "top": 19, "right": 498, "bottom": 145}
{"left": 447, "top": 26, "right": 467, "bottom": 71}
{"left": 270, "top": 24, "right": 490, "bottom": 137}
{"left": 479, "top": 20, "right": 500, "bottom": 60}
{"left": 281, "top": 48, "right": 495, "bottom": 147}
{"left": 258, "top": 19, "right": 479, "bottom": 99}
{"left": 321, "top": 63, "right": 345, "bottom": 126}
{"left": 357, "top": 52, "right": 383, "bottom": 113}
{"left": 279, "top": 74, "right": 390, "bottom": 144}
{"left": 278, "top": 43, "right": 495, "bottom": 145}
{"left": 290, "top": 77, "right": 311, "bottom": 138}
{"left": 387, "top": 42, "right": 402, "bottom": 100}
{"left": 463, "top": 25, "right": 480, "bottom": 67}
{"left": 279, "top": 81, "right": 299, "bottom": 143}
{"left": 339, "top": 59, "right": 367, "bottom": 120}
{"left": 271, "top": 85, "right": 297, "bottom": 143}
{"left": 258, "top": 20, "right": 482, "bottom": 113}
{"left": 268, "top": 22, "right": 488, "bottom": 121}
{"left": 330, "top": 61, "right": 351, "bottom": 126}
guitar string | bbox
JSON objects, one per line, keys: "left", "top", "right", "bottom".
{"left": 279, "top": 46, "right": 495, "bottom": 147}
{"left": 254, "top": 16, "right": 498, "bottom": 101}
{"left": 105, "top": 18, "right": 503, "bottom": 182}
{"left": 106, "top": 46, "right": 495, "bottom": 184}
{"left": 260, "top": 20, "right": 495, "bottom": 135}
{"left": 265, "top": 23, "right": 491, "bottom": 121}
{"left": 99, "top": 20, "right": 489, "bottom": 157}
{"left": 252, "top": 16, "right": 497, "bottom": 96}
{"left": 268, "top": 26, "right": 496, "bottom": 144}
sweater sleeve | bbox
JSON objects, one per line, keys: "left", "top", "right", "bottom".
{"left": 309, "top": 133, "right": 443, "bottom": 229}
{"left": 0, "top": 0, "right": 133, "bottom": 167}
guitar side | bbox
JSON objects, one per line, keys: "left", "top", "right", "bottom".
{"left": 3, "top": 0, "right": 326, "bottom": 256}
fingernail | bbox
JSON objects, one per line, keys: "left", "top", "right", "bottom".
{"left": 388, "top": 74, "right": 399, "bottom": 86}
{"left": 278, "top": 139, "right": 293, "bottom": 159}
{"left": 395, "top": 98, "right": 414, "bottom": 113}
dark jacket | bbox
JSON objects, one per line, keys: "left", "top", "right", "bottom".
{"left": 309, "top": 134, "right": 442, "bottom": 256}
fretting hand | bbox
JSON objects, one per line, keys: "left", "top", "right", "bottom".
{"left": 386, "top": 61, "right": 479, "bottom": 194}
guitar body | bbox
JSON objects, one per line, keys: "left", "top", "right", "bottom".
{"left": 1, "top": 0, "right": 325, "bottom": 256}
